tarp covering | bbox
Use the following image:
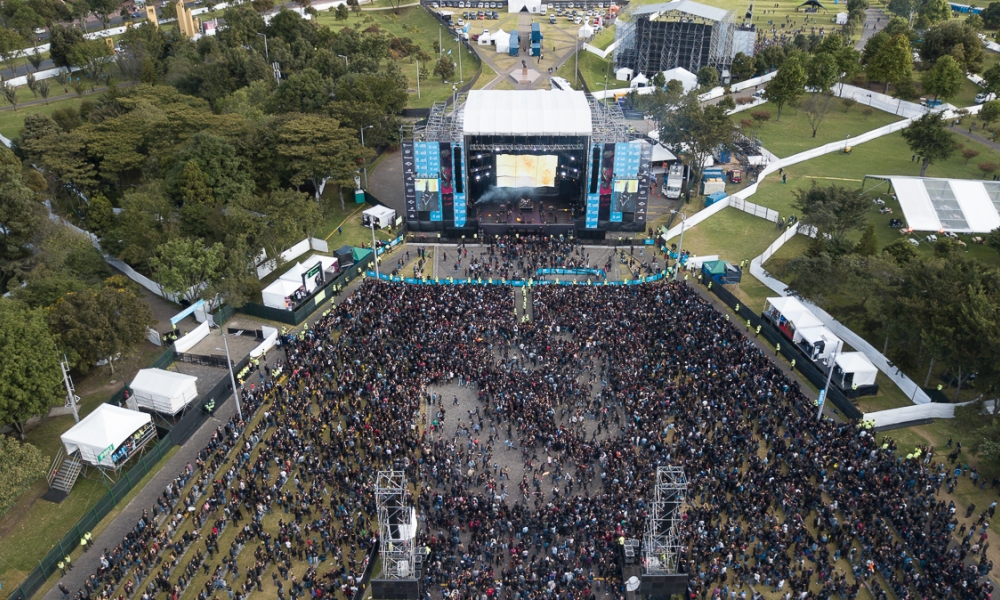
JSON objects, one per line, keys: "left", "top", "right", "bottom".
{"left": 882, "top": 175, "right": 1000, "bottom": 233}
{"left": 463, "top": 90, "right": 593, "bottom": 136}
{"left": 129, "top": 368, "right": 199, "bottom": 415}
{"left": 62, "top": 404, "right": 153, "bottom": 468}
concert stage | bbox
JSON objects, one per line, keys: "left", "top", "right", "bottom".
{"left": 402, "top": 89, "right": 651, "bottom": 238}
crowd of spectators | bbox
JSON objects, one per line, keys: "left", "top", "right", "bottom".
{"left": 63, "top": 276, "right": 996, "bottom": 600}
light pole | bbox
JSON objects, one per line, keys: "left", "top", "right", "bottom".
{"left": 338, "top": 54, "right": 348, "bottom": 69}
{"left": 218, "top": 333, "right": 243, "bottom": 421}
{"left": 370, "top": 220, "right": 380, "bottom": 278}
{"left": 817, "top": 339, "right": 843, "bottom": 421}
{"left": 416, "top": 59, "right": 421, "bottom": 99}
{"left": 671, "top": 209, "right": 686, "bottom": 281}
{"left": 257, "top": 33, "right": 268, "bottom": 60}
{"left": 360, "top": 124, "right": 374, "bottom": 189}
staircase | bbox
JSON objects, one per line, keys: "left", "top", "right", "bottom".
{"left": 47, "top": 448, "right": 84, "bottom": 494}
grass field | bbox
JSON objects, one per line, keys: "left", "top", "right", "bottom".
{"left": 0, "top": 93, "right": 93, "bottom": 140}
{"left": 749, "top": 96, "right": 904, "bottom": 158}
{"left": 314, "top": 7, "right": 480, "bottom": 108}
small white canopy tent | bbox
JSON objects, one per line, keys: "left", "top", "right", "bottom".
{"left": 61, "top": 404, "right": 153, "bottom": 468}
{"left": 615, "top": 67, "right": 634, "bottom": 81}
{"left": 763, "top": 296, "right": 823, "bottom": 340}
{"left": 262, "top": 279, "right": 305, "bottom": 310}
{"left": 835, "top": 11, "right": 848, "bottom": 24}
{"left": 832, "top": 352, "right": 878, "bottom": 390}
{"left": 662, "top": 67, "right": 699, "bottom": 92}
{"left": 578, "top": 23, "right": 594, "bottom": 39}
{"left": 478, "top": 30, "right": 493, "bottom": 45}
{"left": 129, "top": 368, "right": 199, "bottom": 415}
{"left": 263, "top": 254, "right": 339, "bottom": 310}
{"left": 796, "top": 325, "right": 840, "bottom": 362}
{"left": 494, "top": 28, "right": 509, "bottom": 53}
{"left": 630, "top": 73, "right": 649, "bottom": 88}
{"left": 362, "top": 205, "right": 397, "bottom": 229}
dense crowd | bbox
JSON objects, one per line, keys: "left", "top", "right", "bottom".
{"left": 62, "top": 274, "right": 997, "bottom": 600}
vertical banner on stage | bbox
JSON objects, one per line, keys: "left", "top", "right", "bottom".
{"left": 635, "top": 142, "right": 652, "bottom": 226}
{"left": 414, "top": 142, "right": 442, "bottom": 221}
{"left": 585, "top": 192, "right": 600, "bottom": 228}
{"left": 599, "top": 143, "right": 616, "bottom": 222}
{"left": 611, "top": 142, "right": 643, "bottom": 223}
{"left": 402, "top": 142, "right": 417, "bottom": 221}
{"left": 452, "top": 142, "right": 467, "bottom": 227}
{"left": 440, "top": 143, "right": 454, "bottom": 224}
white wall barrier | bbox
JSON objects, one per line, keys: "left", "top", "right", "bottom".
{"left": 728, "top": 96, "right": 767, "bottom": 114}
{"left": 729, "top": 196, "right": 780, "bottom": 223}
{"left": 255, "top": 237, "right": 332, "bottom": 280}
{"left": 146, "top": 327, "right": 162, "bottom": 347}
{"left": 698, "top": 86, "right": 725, "bottom": 103}
{"left": 173, "top": 321, "right": 210, "bottom": 353}
{"left": 730, "top": 71, "right": 776, "bottom": 93}
{"left": 310, "top": 237, "right": 330, "bottom": 253}
{"left": 583, "top": 40, "right": 617, "bottom": 59}
{"left": 250, "top": 326, "right": 279, "bottom": 358}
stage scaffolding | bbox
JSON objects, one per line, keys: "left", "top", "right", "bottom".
{"left": 375, "top": 470, "right": 418, "bottom": 580}
{"left": 414, "top": 94, "right": 467, "bottom": 144}
{"left": 613, "top": 3, "right": 738, "bottom": 76}
{"left": 643, "top": 466, "right": 688, "bottom": 575}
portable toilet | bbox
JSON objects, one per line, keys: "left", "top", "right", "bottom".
{"left": 705, "top": 191, "right": 727, "bottom": 206}
{"left": 531, "top": 22, "right": 541, "bottom": 42}
{"left": 509, "top": 31, "right": 519, "bottom": 56}
{"left": 531, "top": 41, "right": 541, "bottom": 56}
{"left": 716, "top": 149, "right": 731, "bottom": 163}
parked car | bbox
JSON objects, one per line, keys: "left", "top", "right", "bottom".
{"left": 976, "top": 92, "right": 996, "bottom": 104}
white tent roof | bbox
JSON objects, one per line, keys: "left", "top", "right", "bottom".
{"left": 881, "top": 175, "right": 1000, "bottom": 233}
{"left": 463, "top": 90, "right": 592, "bottom": 136}
{"left": 650, "top": 143, "right": 677, "bottom": 162}
{"left": 61, "top": 404, "right": 152, "bottom": 467}
{"left": 631, "top": 0, "right": 728, "bottom": 22}
{"left": 797, "top": 325, "right": 839, "bottom": 347}
{"left": 478, "top": 31, "right": 492, "bottom": 44}
{"left": 836, "top": 352, "right": 877, "bottom": 376}
{"left": 278, "top": 255, "right": 338, "bottom": 283}
{"left": 631, "top": 73, "right": 649, "bottom": 88}
{"left": 662, "top": 67, "right": 699, "bottom": 92}
{"left": 129, "top": 368, "right": 199, "bottom": 415}
{"left": 262, "top": 279, "right": 304, "bottom": 309}
{"left": 364, "top": 205, "right": 396, "bottom": 221}
{"left": 494, "top": 28, "right": 509, "bottom": 51}
{"left": 616, "top": 67, "right": 634, "bottom": 81}
{"left": 578, "top": 23, "right": 594, "bottom": 38}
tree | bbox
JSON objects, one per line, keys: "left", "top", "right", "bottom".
{"left": 962, "top": 147, "right": 980, "bottom": 163}
{"left": 984, "top": 64, "right": 1000, "bottom": 96}
{"left": 807, "top": 53, "right": 839, "bottom": 93}
{"left": 982, "top": 1, "right": 1000, "bottom": 28}
{"left": 0, "top": 146, "right": 42, "bottom": 294}
{"left": 276, "top": 114, "right": 373, "bottom": 201}
{"left": 48, "top": 277, "right": 154, "bottom": 373}
{"left": 855, "top": 222, "right": 879, "bottom": 256}
{"left": 978, "top": 161, "right": 1000, "bottom": 177}
{"left": 967, "top": 13, "right": 984, "bottom": 31}
{"left": 227, "top": 188, "right": 322, "bottom": 267}
{"left": 981, "top": 100, "right": 1000, "bottom": 129}
{"left": 0, "top": 299, "right": 62, "bottom": 438}
{"left": 887, "top": 0, "right": 917, "bottom": 21}
{"left": 335, "top": 3, "right": 349, "bottom": 19}
{"left": 764, "top": 55, "right": 807, "bottom": 120}
{"left": 149, "top": 238, "right": 224, "bottom": 304}
{"left": 922, "top": 55, "right": 963, "bottom": 101}
{"left": 433, "top": 54, "right": 454, "bottom": 83}
{"left": 792, "top": 183, "right": 871, "bottom": 239}
{"left": 266, "top": 68, "right": 335, "bottom": 114}
{"left": 0, "top": 436, "right": 49, "bottom": 517}
{"left": 918, "top": 0, "right": 952, "bottom": 23}
{"left": 731, "top": 52, "right": 757, "bottom": 82}
{"left": 866, "top": 33, "right": 912, "bottom": 94}
{"left": 901, "top": 113, "right": 957, "bottom": 176}
{"left": 696, "top": 66, "right": 719, "bottom": 89}
{"left": 1, "top": 82, "right": 18, "bottom": 112}
{"left": 920, "top": 21, "right": 984, "bottom": 73}
{"left": 801, "top": 92, "right": 835, "bottom": 137}
{"left": 988, "top": 226, "right": 1000, "bottom": 253}
{"left": 658, "top": 93, "right": 735, "bottom": 201}
{"left": 883, "top": 237, "right": 919, "bottom": 263}
{"left": 48, "top": 24, "right": 84, "bottom": 68}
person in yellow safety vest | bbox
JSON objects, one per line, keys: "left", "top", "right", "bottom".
{"left": 617, "top": 536, "right": 625, "bottom": 546}
{"left": 64, "top": 555, "right": 72, "bottom": 571}
{"left": 755, "top": 325, "right": 761, "bottom": 336}
{"left": 58, "top": 560, "right": 66, "bottom": 575}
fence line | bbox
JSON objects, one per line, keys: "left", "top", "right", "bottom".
{"left": 729, "top": 197, "right": 780, "bottom": 223}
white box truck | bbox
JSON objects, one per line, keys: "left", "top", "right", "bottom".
{"left": 662, "top": 163, "right": 684, "bottom": 199}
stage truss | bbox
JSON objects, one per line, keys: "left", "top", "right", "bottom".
{"left": 613, "top": 4, "right": 737, "bottom": 75}
{"left": 375, "top": 470, "right": 418, "bottom": 580}
{"left": 643, "top": 466, "right": 688, "bottom": 575}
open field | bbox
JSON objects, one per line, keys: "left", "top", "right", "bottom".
{"left": 0, "top": 93, "right": 93, "bottom": 140}
{"left": 749, "top": 96, "right": 904, "bottom": 158}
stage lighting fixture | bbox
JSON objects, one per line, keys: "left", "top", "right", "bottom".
{"left": 477, "top": 154, "right": 482, "bottom": 159}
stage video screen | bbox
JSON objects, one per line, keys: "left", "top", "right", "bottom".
{"left": 496, "top": 155, "right": 558, "bottom": 188}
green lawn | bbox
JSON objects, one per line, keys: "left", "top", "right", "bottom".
{"left": 554, "top": 48, "right": 626, "bottom": 92}
{"left": 314, "top": 7, "right": 480, "bottom": 108}
{"left": 664, "top": 207, "right": 782, "bottom": 265}
{"left": 0, "top": 93, "right": 91, "bottom": 140}
{"left": 749, "top": 96, "right": 904, "bottom": 159}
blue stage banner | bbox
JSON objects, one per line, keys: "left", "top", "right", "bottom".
{"left": 536, "top": 267, "right": 606, "bottom": 278}
{"left": 368, "top": 270, "right": 669, "bottom": 285}
{"left": 453, "top": 143, "right": 466, "bottom": 227}
{"left": 585, "top": 192, "right": 600, "bottom": 229}
{"left": 454, "top": 192, "right": 467, "bottom": 228}
{"left": 414, "top": 142, "right": 443, "bottom": 221}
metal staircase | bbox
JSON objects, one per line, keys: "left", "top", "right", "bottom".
{"left": 47, "top": 448, "right": 84, "bottom": 494}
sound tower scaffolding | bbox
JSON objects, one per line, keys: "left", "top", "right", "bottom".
{"left": 370, "top": 469, "right": 420, "bottom": 600}
{"left": 639, "top": 466, "right": 689, "bottom": 599}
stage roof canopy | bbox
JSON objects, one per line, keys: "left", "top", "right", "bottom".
{"left": 873, "top": 175, "right": 1000, "bottom": 233}
{"left": 463, "top": 90, "right": 593, "bottom": 137}
{"left": 631, "top": 0, "right": 728, "bottom": 21}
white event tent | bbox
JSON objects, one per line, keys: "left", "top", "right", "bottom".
{"left": 129, "top": 368, "right": 199, "bottom": 414}
{"left": 61, "top": 404, "right": 153, "bottom": 468}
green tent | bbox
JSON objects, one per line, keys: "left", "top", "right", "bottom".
{"left": 352, "top": 247, "right": 373, "bottom": 262}
{"left": 701, "top": 260, "right": 742, "bottom": 284}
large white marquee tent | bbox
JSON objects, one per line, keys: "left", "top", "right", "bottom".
{"left": 129, "top": 368, "right": 199, "bottom": 414}
{"left": 870, "top": 175, "right": 1000, "bottom": 233}
{"left": 61, "top": 404, "right": 153, "bottom": 468}
{"left": 463, "top": 90, "right": 593, "bottom": 136}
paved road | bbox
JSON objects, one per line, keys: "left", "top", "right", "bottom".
{"left": 855, "top": 7, "right": 888, "bottom": 50}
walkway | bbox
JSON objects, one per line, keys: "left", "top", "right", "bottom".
{"left": 855, "top": 8, "right": 888, "bottom": 50}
